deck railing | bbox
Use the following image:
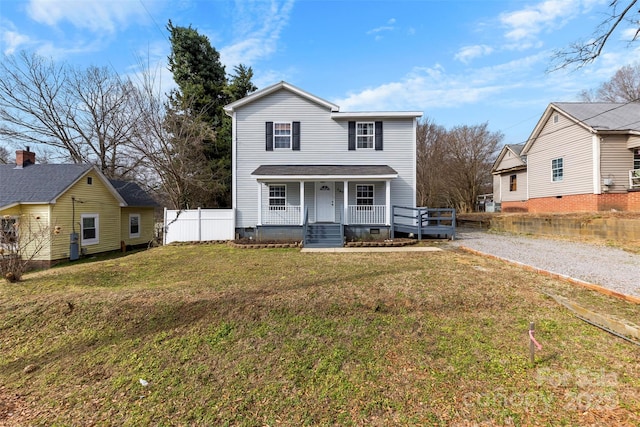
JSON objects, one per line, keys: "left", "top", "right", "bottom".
{"left": 262, "top": 205, "right": 301, "bottom": 225}
{"left": 348, "top": 205, "right": 386, "bottom": 225}
{"left": 630, "top": 169, "right": 640, "bottom": 189}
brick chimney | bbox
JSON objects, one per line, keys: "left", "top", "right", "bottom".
{"left": 15, "top": 146, "right": 36, "bottom": 168}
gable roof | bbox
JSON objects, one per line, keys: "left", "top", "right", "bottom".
{"left": 224, "top": 81, "right": 340, "bottom": 114}
{"left": 491, "top": 143, "right": 526, "bottom": 174}
{"left": 522, "top": 102, "right": 640, "bottom": 154}
{"left": 109, "top": 180, "right": 157, "bottom": 207}
{"left": 0, "top": 163, "right": 126, "bottom": 210}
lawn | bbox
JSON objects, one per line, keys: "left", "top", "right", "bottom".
{"left": 1, "top": 244, "right": 639, "bottom": 426}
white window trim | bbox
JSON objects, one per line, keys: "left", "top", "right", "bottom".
{"left": 551, "top": 157, "right": 564, "bottom": 182}
{"left": 356, "top": 122, "right": 375, "bottom": 150}
{"left": 80, "top": 213, "right": 99, "bottom": 246}
{"left": 273, "top": 122, "right": 292, "bottom": 150}
{"left": 129, "top": 214, "right": 141, "bottom": 239}
{"left": 268, "top": 184, "right": 287, "bottom": 210}
{"left": 356, "top": 184, "right": 374, "bottom": 206}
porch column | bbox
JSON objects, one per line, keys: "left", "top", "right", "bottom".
{"left": 300, "top": 181, "right": 305, "bottom": 225}
{"left": 257, "top": 181, "right": 262, "bottom": 225}
{"left": 343, "top": 180, "right": 349, "bottom": 225}
{"left": 385, "top": 180, "right": 391, "bottom": 226}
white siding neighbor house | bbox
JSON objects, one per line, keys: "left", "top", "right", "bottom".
{"left": 223, "top": 81, "right": 422, "bottom": 245}
{"left": 493, "top": 102, "right": 640, "bottom": 213}
{"left": 492, "top": 143, "right": 527, "bottom": 210}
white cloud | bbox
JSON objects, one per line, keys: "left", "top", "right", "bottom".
{"left": 1, "top": 21, "right": 31, "bottom": 54}
{"left": 367, "top": 18, "right": 396, "bottom": 35}
{"left": 500, "top": 0, "right": 578, "bottom": 42}
{"left": 333, "top": 65, "right": 512, "bottom": 111}
{"left": 455, "top": 45, "right": 494, "bottom": 63}
{"left": 26, "top": 0, "right": 148, "bottom": 33}
{"left": 220, "top": 0, "right": 295, "bottom": 67}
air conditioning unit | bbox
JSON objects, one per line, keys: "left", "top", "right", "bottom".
{"left": 603, "top": 178, "right": 614, "bottom": 186}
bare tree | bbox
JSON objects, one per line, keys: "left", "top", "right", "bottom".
{"left": 551, "top": 0, "right": 640, "bottom": 70}
{"left": 1, "top": 213, "right": 56, "bottom": 282}
{"left": 444, "top": 123, "right": 502, "bottom": 213}
{"left": 0, "top": 51, "right": 142, "bottom": 178}
{"left": 0, "top": 145, "right": 9, "bottom": 164}
{"left": 579, "top": 63, "right": 640, "bottom": 102}
{"left": 416, "top": 118, "right": 448, "bottom": 207}
{"left": 129, "top": 63, "right": 224, "bottom": 209}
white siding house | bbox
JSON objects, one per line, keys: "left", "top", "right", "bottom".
{"left": 224, "top": 81, "right": 422, "bottom": 243}
{"left": 494, "top": 102, "right": 640, "bottom": 213}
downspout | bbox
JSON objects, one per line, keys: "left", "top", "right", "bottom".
{"left": 593, "top": 133, "right": 602, "bottom": 194}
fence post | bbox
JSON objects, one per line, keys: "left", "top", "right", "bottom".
{"left": 163, "top": 207, "right": 167, "bottom": 245}
{"left": 197, "top": 207, "right": 202, "bottom": 242}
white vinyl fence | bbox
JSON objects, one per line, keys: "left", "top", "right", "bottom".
{"left": 163, "top": 208, "right": 235, "bottom": 244}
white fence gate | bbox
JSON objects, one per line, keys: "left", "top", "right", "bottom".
{"left": 163, "top": 208, "right": 235, "bottom": 244}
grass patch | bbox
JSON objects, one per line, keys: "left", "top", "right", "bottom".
{"left": 1, "top": 244, "right": 639, "bottom": 425}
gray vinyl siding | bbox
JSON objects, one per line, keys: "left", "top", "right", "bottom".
{"left": 527, "top": 112, "right": 594, "bottom": 198}
{"left": 234, "top": 89, "right": 416, "bottom": 227}
{"left": 600, "top": 134, "right": 634, "bottom": 192}
{"left": 499, "top": 170, "right": 527, "bottom": 202}
{"left": 494, "top": 151, "right": 525, "bottom": 172}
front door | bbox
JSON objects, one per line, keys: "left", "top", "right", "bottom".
{"left": 315, "top": 181, "right": 335, "bottom": 222}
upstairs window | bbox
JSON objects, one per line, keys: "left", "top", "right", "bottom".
{"left": 356, "top": 122, "right": 374, "bottom": 149}
{"left": 551, "top": 157, "right": 564, "bottom": 182}
{"left": 356, "top": 184, "right": 374, "bottom": 209}
{"left": 274, "top": 122, "right": 292, "bottom": 149}
{"left": 509, "top": 174, "right": 517, "bottom": 191}
{"left": 269, "top": 185, "right": 286, "bottom": 210}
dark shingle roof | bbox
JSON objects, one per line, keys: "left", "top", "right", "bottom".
{"left": 506, "top": 143, "right": 525, "bottom": 156}
{"left": 109, "top": 180, "right": 157, "bottom": 207}
{"left": 0, "top": 164, "right": 92, "bottom": 208}
{"left": 553, "top": 102, "right": 640, "bottom": 132}
{"left": 252, "top": 165, "right": 398, "bottom": 176}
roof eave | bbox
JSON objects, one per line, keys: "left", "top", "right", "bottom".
{"left": 331, "top": 111, "right": 423, "bottom": 120}
{"left": 252, "top": 174, "right": 399, "bottom": 181}
{"left": 224, "top": 81, "right": 340, "bottom": 113}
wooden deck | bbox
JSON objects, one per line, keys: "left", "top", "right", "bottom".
{"left": 391, "top": 206, "right": 456, "bottom": 240}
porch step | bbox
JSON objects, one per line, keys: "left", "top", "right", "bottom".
{"left": 304, "top": 223, "right": 343, "bottom": 248}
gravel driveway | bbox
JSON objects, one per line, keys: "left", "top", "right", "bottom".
{"left": 447, "top": 228, "right": 640, "bottom": 298}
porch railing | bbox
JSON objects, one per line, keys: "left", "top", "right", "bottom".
{"left": 262, "top": 205, "right": 301, "bottom": 225}
{"left": 630, "top": 169, "right": 640, "bottom": 189}
{"left": 348, "top": 205, "right": 386, "bottom": 225}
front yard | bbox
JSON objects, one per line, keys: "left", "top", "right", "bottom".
{"left": 1, "top": 244, "right": 639, "bottom": 426}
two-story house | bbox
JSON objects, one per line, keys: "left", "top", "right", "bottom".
{"left": 493, "top": 102, "right": 640, "bottom": 213}
{"left": 223, "top": 81, "right": 422, "bottom": 246}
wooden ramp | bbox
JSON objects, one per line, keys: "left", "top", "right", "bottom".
{"left": 391, "top": 207, "right": 456, "bottom": 240}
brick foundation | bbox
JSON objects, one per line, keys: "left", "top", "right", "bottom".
{"left": 502, "top": 191, "right": 640, "bottom": 213}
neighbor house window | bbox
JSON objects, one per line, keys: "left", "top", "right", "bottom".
{"left": 269, "top": 185, "right": 286, "bottom": 210}
{"left": 1, "top": 216, "right": 18, "bottom": 245}
{"left": 509, "top": 174, "right": 517, "bottom": 191}
{"left": 356, "top": 184, "right": 374, "bottom": 209}
{"left": 81, "top": 214, "right": 99, "bottom": 245}
{"left": 553, "top": 114, "right": 559, "bottom": 124}
{"left": 129, "top": 214, "right": 140, "bottom": 238}
{"left": 634, "top": 149, "right": 640, "bottom": 170}
{"left": 356, "top": 122, "right": 374, "bottom": 149}
{"left": 274, "top": 122, "right": 291, "bottom": 149}
{"left": 551, "top": 157, "right": 564, "bottom": 182}
{"left": 87, "top": 177, "right": 93, "bottom": 185}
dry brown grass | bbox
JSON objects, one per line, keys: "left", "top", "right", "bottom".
{"left": 0, "top": 244, "right": 639, "bottom": 426}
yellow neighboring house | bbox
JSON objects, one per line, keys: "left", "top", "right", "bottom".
{"left": 0, "top": 148, "right": 157, "bottom": 266}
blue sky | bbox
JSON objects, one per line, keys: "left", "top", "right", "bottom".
{"left": 2, "top": 0, "right": 640, "bottom": 146}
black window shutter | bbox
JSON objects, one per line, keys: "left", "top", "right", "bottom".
{"left": 292, "top": 121, "right": 300, "bottom": 151}
{"left": 375, "top": 121, "right": 383, "bottom": 151}
{"left": 348, "top": 121, "right": 356, "bottom": 150}
{"left": 266, "top": 122, "right": 273, "bottom": 151}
